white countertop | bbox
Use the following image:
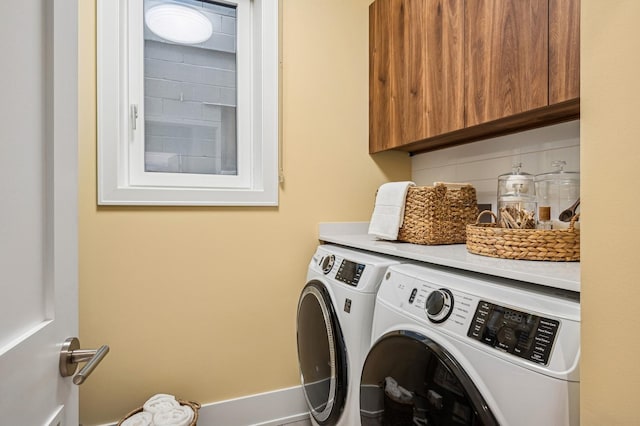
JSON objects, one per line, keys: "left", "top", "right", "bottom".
{"left": 318, "top": 222, "right": 580, "bottom": 293}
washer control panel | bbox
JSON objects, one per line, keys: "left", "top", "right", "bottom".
{"left": 467, "top": 300, "right": 559, "bottom": 366}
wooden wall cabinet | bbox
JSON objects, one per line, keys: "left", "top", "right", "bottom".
{"left": 465, "top": 0, "right": 549, "bottom": 126}
{"left": 369, "top": 0, "right": 464, "bottom": 152}
{"left": 369, "top": 0, "right": 580, "bottom": 154}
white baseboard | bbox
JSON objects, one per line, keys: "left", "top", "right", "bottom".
{"left": 96, "top": 385, "right": 310, "bottom": 426}
{"left": 197, "top": 385, "right": 309, "bottom": 426}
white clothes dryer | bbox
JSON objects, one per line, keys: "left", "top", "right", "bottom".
{"left": 296, "top": 245, "right": 404, "bottom": 425}
{"left": 360, "top": 263, "right": 580, "bottom": 426}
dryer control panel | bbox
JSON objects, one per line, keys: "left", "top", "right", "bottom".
{"left": 335, "top": 259, "right": 365, "bottom": 286}
{"left": 467, "top": 301, "right": 559, "bottom": 366}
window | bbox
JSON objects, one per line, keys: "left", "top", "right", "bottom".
{"left": 97, "top": 0, "right": 279, "bottom": 205}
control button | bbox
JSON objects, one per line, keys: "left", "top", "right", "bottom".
{"left": 425, "top": 288, "right": 454, "bottom": 323}
{"left": 482, "top": 333, "right": 496, "bottom": 345}
{"left": 321, "top": 255, "right": 335, "bottom": 274}
{"left": 531, "top": 353, "right": 544, "bottom": 361}
{"left": 539, "top": 319, "right": 558, "bottom": 328}
{"left": 535, "top": 335, "right": 551, "bottom": 345}
{"left": 409, "top": 288, "right": 418, "bottom": 304}
{"left": 497, "top": 327, "right": 516, "bottom": 348}
{"left": 483, "top": 328, "right": 498, "bottom": 344}
{"left": 426, "top": 292, "right": 445, "bottom": 315}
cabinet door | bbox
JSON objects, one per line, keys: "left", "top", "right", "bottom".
{"left": 549, "top": 0, "right": 580, "bottom": 103}
{"left": 465, "top": 0, "right": 548, "bottom": 127}
{"left": 370, "top": 0, "right": 402, "bottom": 152}
{"left": 370, "top": 0, "right": 464, "bottom": 153}
{"left": 404, "top": 0, "right": 464, "bottom": 145}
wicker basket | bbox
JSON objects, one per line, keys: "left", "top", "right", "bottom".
{"left": 397, "top": 183, "right": 479, "bottom": 245}
{"left": 466, "top": 211, "right": 580, "bottom": 261}
{"left": 117, "top": 399, "right": 201, "bottom": 426}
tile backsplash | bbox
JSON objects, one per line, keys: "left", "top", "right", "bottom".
{"left": 411, "top": 120, "right": 580, "bottom": 210}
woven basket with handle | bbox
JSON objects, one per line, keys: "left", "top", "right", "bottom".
{"left": 466, "top": 211, "right": 580, "bottom": 261}
{"left": 117, "top": 399, "right": 201, "bottom": 426}
{"left": 397, "top": 183, "right": 479, "bottom": 245}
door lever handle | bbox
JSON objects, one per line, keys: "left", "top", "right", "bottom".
{"left": 59, "top": 337, "right": 110, "bottom": 385}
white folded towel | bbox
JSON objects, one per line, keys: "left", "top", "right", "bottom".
{"left": 142, "top": 394, "right": 180, "bottom": 414}
{"left": 121, "top": 412, "right": 153, "bottom": 426}
{"left": 368, "top": 181, "right": 415, "bottom": 240}
{"left": 153, "top": 405, "right": 195, "bottom": 426}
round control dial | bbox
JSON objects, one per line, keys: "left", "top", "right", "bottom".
{"left": 320, "top": 255, "right": 335, "bottom": 274}
{"left": 425, "top": 288, "right": 454, "bottom": 323}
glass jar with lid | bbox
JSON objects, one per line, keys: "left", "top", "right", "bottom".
{"left": 497, "top": 163, "right": 537, "bottom": 229}
{"left": 535, "top": 160, "right": 580, "bottom": 229}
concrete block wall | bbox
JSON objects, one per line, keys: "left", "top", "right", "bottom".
{"left": 143, "top": 0, "right": 237, "bottom": 175}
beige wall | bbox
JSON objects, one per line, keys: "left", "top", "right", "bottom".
{"left": 581, "top": 1, "right": 640, "bottom": 424}
{"left": 80, "top": 0, "right": 640, "bottom": 424}
{"left": 78, "top": 0, "right": 410, "bottom": 424}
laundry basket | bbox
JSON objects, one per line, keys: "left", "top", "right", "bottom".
{"left": 397, "top": 183, "right": 479, "bottom": 245}
{"left": 466, "top": 211, "right": 580, "bottom": 261}
{"left": 117, "top": 399, "right": 200, "bottom": 426}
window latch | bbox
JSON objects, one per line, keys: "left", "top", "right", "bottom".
{"left": 131, "top": 104, "right": 138, "bottom": 130}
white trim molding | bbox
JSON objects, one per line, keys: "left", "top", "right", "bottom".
{"left": 97, "top": 0, "right": 279, "bottom": 206}
{"left": 97, "top": 386, "right": 309, "bottom": 426}
{"left": 198, "top": 385, "right": 309, "bottom": 426}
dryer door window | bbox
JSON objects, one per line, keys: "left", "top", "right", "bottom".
{"left": 360, "top": 330, "right": 498, "bottom": 426}
{"left": 297, "top": 281, "right": 347, "bottom": 424}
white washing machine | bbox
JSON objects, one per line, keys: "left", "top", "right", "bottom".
{"left": 296, "top": 244, "right": 404, "bottom": 425}
{"left": 360, "top": 263, "right": 580, "bottom": 426}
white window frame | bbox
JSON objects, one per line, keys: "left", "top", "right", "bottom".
{"left": 97, "top": 0, "right": 279, "bottom": 205}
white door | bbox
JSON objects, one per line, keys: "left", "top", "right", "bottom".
{"left": 0, "top": 1, "right": 81, "bottom": 425}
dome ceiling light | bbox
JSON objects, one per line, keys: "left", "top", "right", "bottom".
{"left": 145, "top": 3, "right": 213, "bottom": 45}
